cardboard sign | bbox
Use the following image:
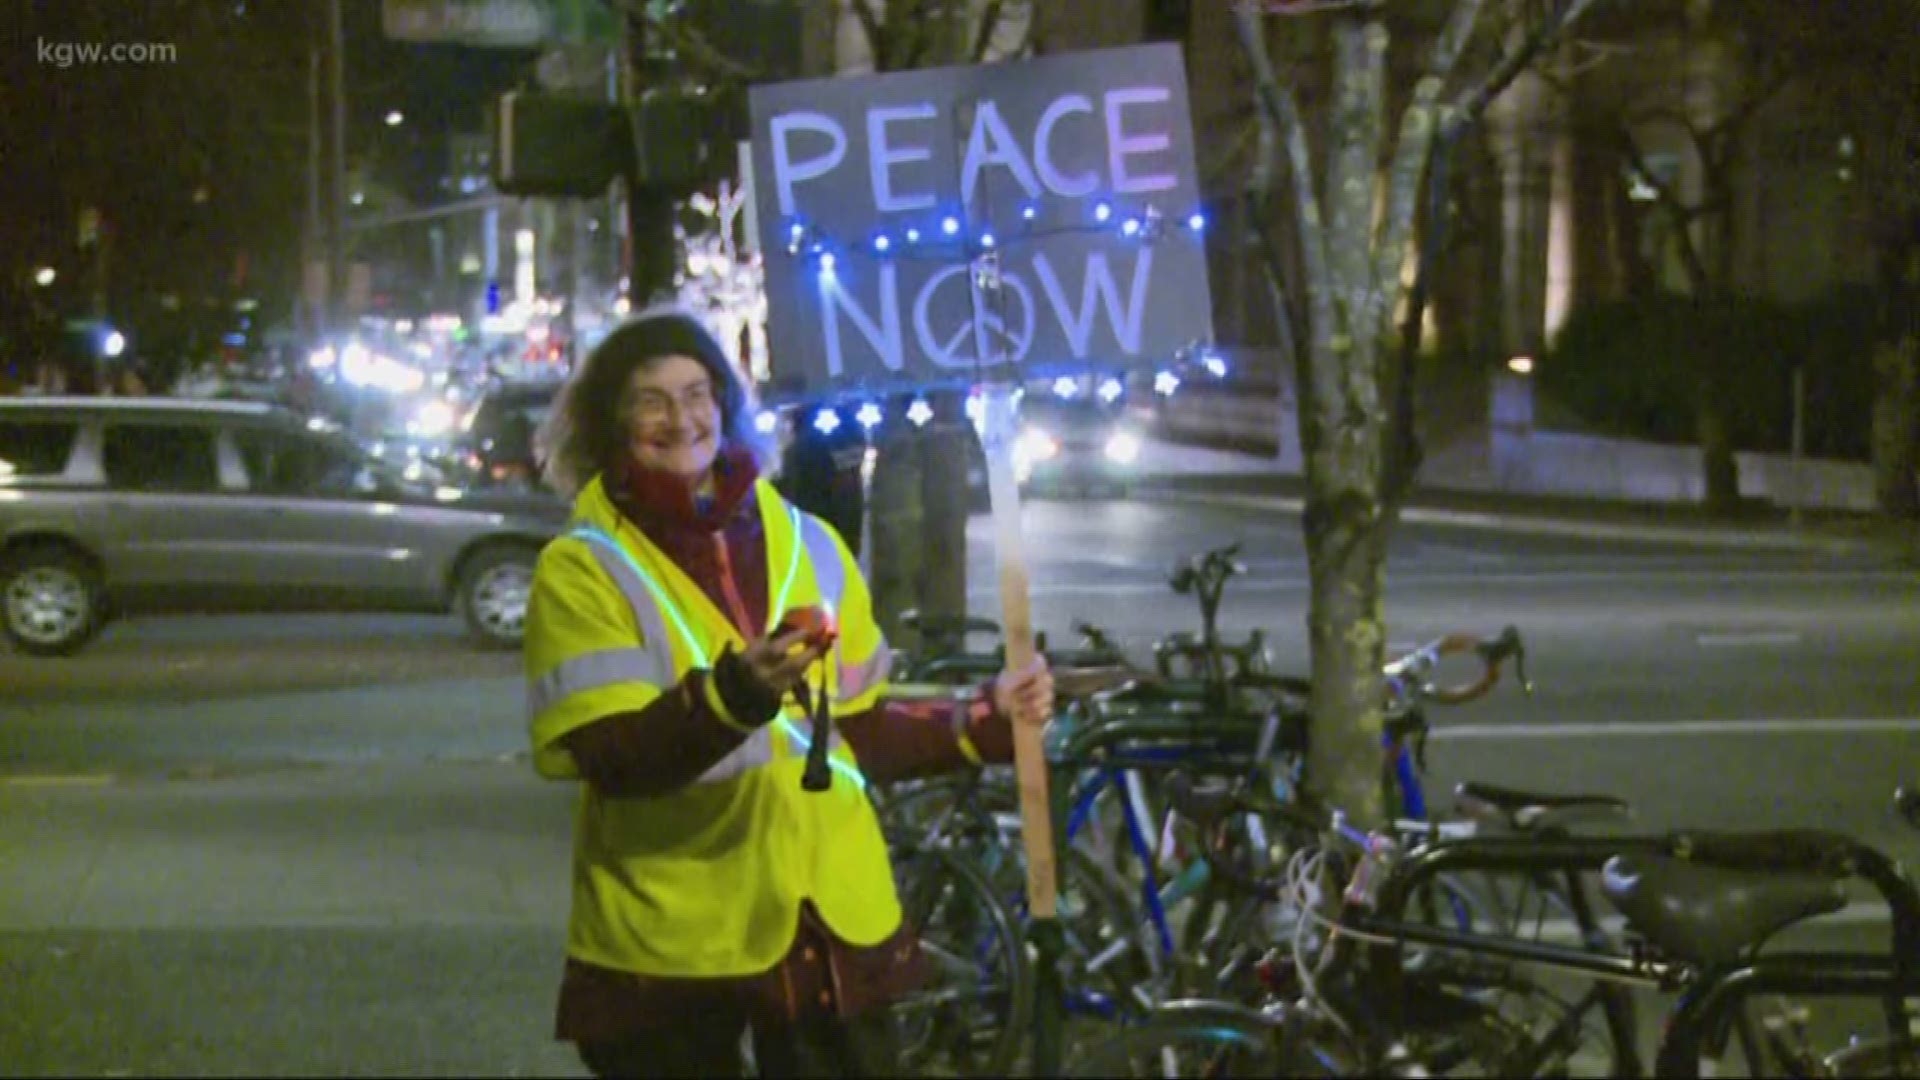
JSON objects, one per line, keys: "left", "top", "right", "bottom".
{"left": 748, "top": 44, "right": 1213, "bottom": 397}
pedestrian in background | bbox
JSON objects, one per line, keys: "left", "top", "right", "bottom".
{"left": 522, "top": 309, "right": 1052, "bottom": 1079}
{"left": 776, "top": 406, "right": 869, "bottom": 559}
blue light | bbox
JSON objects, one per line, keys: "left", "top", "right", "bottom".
{"left": 754, "top": 410, "right": 779, "bottom": 434}
{"left": 818, "top": 252, "right": 837, "bottom": 277}
{"left": 855, "top": 402, "right": 883, "bottom": 429}
{"left": 1155, "top": 370, "right": 1181, "bottom": 396}
{"left": 941, "top": 216, "right": 961, "bottom": 237}
{"left": 1187, "top": 212, "right": 1207, "bottom": 233}
{"left": 905, "top": 228, "right": 921, "bottom": 244}
{"left": 1121, "top": 217, "right": 1141, "bottom": 237}
{"left": 1203, "top": 353, "right": 1229, "bottom": 378}
{"left": 813, "top": 408, "right": 842, "bottom": 435}
{"left": 1022, "top": 204, "right": 1038, "bottom": 221}
{"left": 979, "top": 232, "right": 996, "bottom": 249}
{"left": 1051, "top": 376, "right": 1079, "bottom": 399}
{"left": 873, "top": 234, "right": 891, "bottom": 254}
{"left": 1094, "top": 201, "right": 1113, "bottom": 223}
{"left": 905, "top": 399, "right": 933, "bottom": 427}
{"left": 1098, "top": 377, "right": 1124, "bottom": 403}
{"left": 788, "top": 222, "right": 805, "bottom": 241}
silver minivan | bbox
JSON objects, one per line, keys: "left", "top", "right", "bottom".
{"left": 0, "top": 397, "right": 567, "bottom": 656}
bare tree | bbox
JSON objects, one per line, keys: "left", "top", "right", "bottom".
{"left": 1565, "top": 1, "right": 1829, "bottom": 510}
{"left": 1812, "top": 0, "right": 1920, "bottom": 519}
{"left": 1232, "top": 0, "right": 1601, "bottom": 825}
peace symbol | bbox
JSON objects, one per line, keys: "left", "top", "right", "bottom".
{"left": 912, "top": 263, "right": 1037, "bottom": 370}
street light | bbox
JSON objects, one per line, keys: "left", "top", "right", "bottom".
{"left": 33, "top": 267, "right": 55, "bottom": 287}
{"left": 385, "top": 110, "right": 403, "bottom": 127}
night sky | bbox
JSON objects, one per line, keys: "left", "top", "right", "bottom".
{"left": 1, "top": 1, "right": 534, "bottom": 329}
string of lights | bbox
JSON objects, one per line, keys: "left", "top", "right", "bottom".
{"left": 761, "top": 192, "right": 1230, "bottom": 438}
{"left": 779, "top": 198, "right": 1209, "bottom": 271}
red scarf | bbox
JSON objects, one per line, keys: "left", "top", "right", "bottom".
{"left": 615, "top": 446, "right": 761, "bottom": 533}
{"left": 610, "top": 446, "right": 769, "bottom": 638}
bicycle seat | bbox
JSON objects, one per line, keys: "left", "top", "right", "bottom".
{"left": 1454, "top": 781, "right": 1631, "bottom": 832}
{"left": 1600, "top": 853, "right": 1847, "bottom": 966}
{"left": 900, "top": 610, "right": 1000, "bottom": 637}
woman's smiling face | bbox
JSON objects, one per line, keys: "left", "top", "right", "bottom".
{"left": 622, "top": 355, "right": 720, "bottom": 481}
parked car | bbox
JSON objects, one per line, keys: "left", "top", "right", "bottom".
{"left": 453, "top": 380, "right": 559, "bottom": 492}
{"left": 0, "top": 396, "right": 568, "bottom": 657}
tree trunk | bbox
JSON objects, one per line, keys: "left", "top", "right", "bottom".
{"left": 1871, "top": 336, "right": 1920, "bottom": 519}
{"left": 1697, "top": 368, "right": 1742, "bottom": 509}
{"left": 1303, "top": 492, "right": 1390, "bottom": 827}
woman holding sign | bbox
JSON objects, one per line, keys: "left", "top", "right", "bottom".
{"left": 522, "top": 310, "right": 1052, "bottom": 1079}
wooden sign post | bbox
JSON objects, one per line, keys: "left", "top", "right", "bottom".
{"left": 747, "top": 44, "right": 1212, "bottom": 1074}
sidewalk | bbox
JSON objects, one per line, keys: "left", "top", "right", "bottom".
{"left": 1129, "top": 438, "right": 1920, "bottom": 558}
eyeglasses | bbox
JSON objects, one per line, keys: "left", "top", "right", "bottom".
{"left": 624, "top": 380, "right": 716, "bottom": 425}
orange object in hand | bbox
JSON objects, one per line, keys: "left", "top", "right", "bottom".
{"left": 776, "top": 605, "right": 837, "bottom": 650}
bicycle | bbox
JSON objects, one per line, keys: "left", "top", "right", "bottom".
{"left": 1068, "top": 788, "right": 1920, "bottom": 1077}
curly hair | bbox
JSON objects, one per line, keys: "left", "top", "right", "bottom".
{"left": 538, "top": 308, "right": 769, "bottom": 498}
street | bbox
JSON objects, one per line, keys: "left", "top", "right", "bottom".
{"left": 4, "top": 488, "right": 1919, "bottom": 1076}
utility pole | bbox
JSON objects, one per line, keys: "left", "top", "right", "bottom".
{"left": 621, "top": 11, "right": 680, "bottom": 305}
{"left": 325, "top": 0, "right": 348, "bottom": 336}
{"left": 306, "top": 44, "right": 324, "bottom": 339}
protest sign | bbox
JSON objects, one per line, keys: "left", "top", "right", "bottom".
{"left": 748, "top": 44, "right": 1213, "bottom": 398}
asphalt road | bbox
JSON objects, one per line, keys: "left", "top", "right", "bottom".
{"left": 3, "top": 492, "right": 1917, "bottom": 1076}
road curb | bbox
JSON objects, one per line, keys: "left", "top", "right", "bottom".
{"left": 1145, "top": 489, "right": 1889, "bottom": 555}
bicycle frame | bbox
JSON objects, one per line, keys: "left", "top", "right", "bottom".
{"left": 1040, "top": 707, "right": 1449, "bottom": 1015}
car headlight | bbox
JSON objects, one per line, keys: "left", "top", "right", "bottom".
{"left": 1104, "top": 430, "right": 1142, "bottom": 465}
{"left": 1016, "top": 427, "right": 1059, "bottom": 464}
{"left": 411, "top": 399, "right": 457, "bottom": 438}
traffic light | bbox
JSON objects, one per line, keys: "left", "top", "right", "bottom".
{"left": 629, "top": 89, "right": 744, "bottom": 193}
{"left": 491, "top": 88, "right": 741, "bottom": 199}
{"left": 493, "top": 90, "right": 629, "bottom": 199}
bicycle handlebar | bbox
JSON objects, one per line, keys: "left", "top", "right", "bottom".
{"left": 1169, "top": 542, "right": 1245, "bottom": 595}
{"left": 1383, "top": 624, "right": 1531, "bottom": 707}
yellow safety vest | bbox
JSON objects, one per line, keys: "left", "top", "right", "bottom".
{"left": 523, "top": 474, "right": 900, "bottom": 977}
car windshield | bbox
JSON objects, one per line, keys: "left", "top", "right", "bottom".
{"left": 1020, "top": 396, "right": 1122, "bottom": 430}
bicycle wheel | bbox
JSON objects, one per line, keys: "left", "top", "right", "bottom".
{"left": 1398, "top": 870, "right": 1639, "bottom": 1079}
{"left": 1822, "top": 1035, "right": 1920, "bottom": 1078}
{"left": 1062, "top": 998, "right": 1357, "bottom": 1078}
{"left": 877, "top": 771, "right": 1012, "bottom": 850}
{"left": 889, "top": 843, "right": 1034, "bottom": 1077}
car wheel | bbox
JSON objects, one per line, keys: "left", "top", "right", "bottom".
{"left": 1, "top": 546, "right": 103, "bottom": 657}
{"left": 458, "top": 546, "right": 536, "bottom": 649}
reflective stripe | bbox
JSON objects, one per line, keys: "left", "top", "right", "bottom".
{"left": 795, "top": 513, "right": 844, "bottom": 614}
{"left": 698, "top": 725, "right": 776, "bottom": 783}
{"left": 527, "top": 647, "right": 666, "bottom": 719}
{"left": 837, "top": 644, "right": 893, "bottom": 703}
{"left": 779, "top": 714, "right": 849, "bottom": 756}
{"left": 771, "top": 504, "right": 806, "bottom": 624}
{"left": 569, "top": 526, "right": 697, "bottom": 672}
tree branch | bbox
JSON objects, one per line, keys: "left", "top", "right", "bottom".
{"left": 970, "top": 0, "right": 1007, "bottom": 62}
{"left": 1703, "top": 65, "right": 1794, "bottom": 148}
{"left": 847, "top": 0, "right": 887, "bottom": 63}
{"left": 1452, "top": 0, "right": 1604, "bottom": 135}
{"left": 1328, "top": 16, "right": 1389, "bottom": 313}
{"left": 1370, "top": 0, "right": 1488, "bottom": 337}
{"left": 1233, "top": 0, "right": 1334, "bottom": 345}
